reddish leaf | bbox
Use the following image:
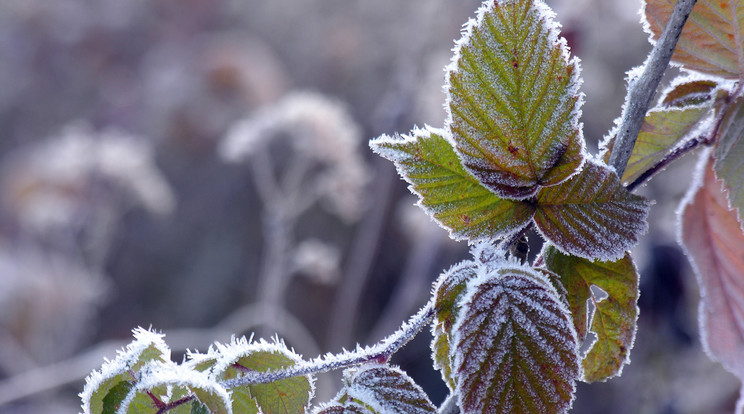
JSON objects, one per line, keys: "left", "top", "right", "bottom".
{"left": 680, "top": 156, "right": 744, "bottom": 387}
{"left": 644, "top": 0, "right": 744, "bottom": 79}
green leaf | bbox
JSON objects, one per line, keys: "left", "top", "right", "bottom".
{"left": 446, "top": 0, "right": 584, "bottom": 199}
{"left": 81, "top": 328, "right": 171, "bottom": 414}
{"left": 118, "top": 361, "right": 231, "bottom": 414}
{"left": 624, "top": 105, "right": 710, "bottom": 184}
{"left": 644, "top": 0, "right": 744, "bottom": 79}
{"left": 214, "top": 339, "right": 313, "bottom": 414}
{"left": 227, "top": 388, "right": 261, "bottom": 414}
{"left": 370, "top": 127, "right": 535, "bottom": 241}
{"left": 453, "top": 263, "right": 580, "bottom": 413}
{"left": 343, "top": 364, "right": 437, "bottom": 414}
{"left": 533, "top": 160, "right": 651, "bottom": 261}
{"left": 102, "top": 381, "right": 133, "bottom": 414}
{"left": 542, "top": 246, "right": 640, "bottom": 382}
{"left": 190, "top": 401, "right": 210, "bottom": 414}
{"left": 431, "top": 260, "right": 479, "bottom": 390}
{"left": 713, "top": 98, "right": 744, "bottom": 229}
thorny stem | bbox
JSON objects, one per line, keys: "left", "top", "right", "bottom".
{"left": 608, "top": 0, "right": 697, "bottom": 177}
{"left": 221, "top": 301, "right": 435, "bottom": 389}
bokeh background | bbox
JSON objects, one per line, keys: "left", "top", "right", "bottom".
{"left": 0, "top": 0, "right": 740, "bottom": 412}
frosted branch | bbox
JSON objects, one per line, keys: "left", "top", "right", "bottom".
{"left": 221, "top": 300, "right": 435, "bottom": 389}
{"left": 608, "top": 0, "right": 697, "bottom": 177}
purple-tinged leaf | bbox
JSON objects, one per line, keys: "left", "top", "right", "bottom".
{"left": 713, "top": 98, "right": 744, "bottom": 229}
{"left": 542, "top": 246, "right": 640, "bottom": 382}
{"left": 533, "top": 160, "right": 651, "bottom": 261}
{"left": 680, "top": 155, "right": 744, "bottom": 406}
{"left": 446, "top": 0, "right": 585, "bottom": 199}
{"left": 370, "top": 127, "right": 534, "bottom": 242}
{"left": 453, "top": 263, "right": 580, "bottom": 413}
{"left": 343, "top": 364, "right": 437, "bottom": 414}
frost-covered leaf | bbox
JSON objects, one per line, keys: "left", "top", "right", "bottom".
{"left": 190, "top": 402, "right": 210, "bottom": 414}
{"left": 661, "top": 78, "right": 718, "bottom": 107}
{"left": 598, "top": 77, "right": 717, "bottom": 185}
{"left": 542, "top": 246, "right": 640, "bottom": 382}
{"left": 81, "top": 328, "right": 171, "bottom": 414}
{"left": 533, "top": 160, "right": 651, "bottom": 261}
{"left": 213, "top": 337, "right": 313, "bottom": 414}
{"left": 229, "top": 388, "right": 261, "bottom": 414}
{"left": 446, "top": 0, "right": 584, "bottom": 199}
{"left": 431, "top": 260, "right": 479, "bottom": 390}
{"left": 343, "top": 364, "right": 437, "bottom": 414}
{"left": 453, "top": 263, "right": 580, "bottom": 413}
{"left": 370, "top": 127, "right": 534, "bottom": 242}
{"left": 313, "top": 402, "right": 368, "bottom": 414}
{"left": 680, "top": 156, "right": 744, "bottom": 399}
{"left": 713, "top": 98, "right": 744, "bottom": 228}
{"left": 118, "top": 361, "right": 232, "bottom": 414}
{"left": 625, "top": 105, "right": 710, "bottom": 184}
{"left": 644, "top": 0, "right": 744, "bottom": 78}
{"left": 102, "top": 381, "right": 132, "bottom": 414}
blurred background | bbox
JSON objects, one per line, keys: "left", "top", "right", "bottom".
{"left": 0, "top": 0, "right": 739, "bottom": 412}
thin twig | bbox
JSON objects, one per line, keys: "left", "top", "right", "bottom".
{"left": 222, "top": 300, "right": 435, "bottom": 389}
{"left": 608, "top": 0, "right": 697, "bottom": 176}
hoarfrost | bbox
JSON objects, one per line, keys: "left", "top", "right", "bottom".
{"left": 80, "top": 327, "right": 170, "bottom": 414}
{"left": 451, "top": 258, "right": 580, "bottom": 413}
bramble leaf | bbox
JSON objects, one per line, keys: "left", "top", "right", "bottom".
{"left": 644, "top": 0, "right": 744, "bottom": 79}
{"left": 342, "top": 364, "right": 437, "bottom": 414}
{"left": 101, "top": 381, "right": 132, "bottom": 414}
{"left": 118, "top": 361, "right": 231, "bottom": 414}
{"left": 542, "top": 246, "right": 640, "bottom": 382}
{"left": 624, "top": 105, "right": 710, "bottom": 184}
{"left": 81, "top": 328, "right": 171, "bottom": 414}
{"left": 431, "top": 260, "right": 479, "bottom": 390}
{"left": 660, "top": 78, "right": 718, "bottom": 108}
{"left": 213, "top": 338, "right": 313, "bottom": 414}
{"left": 453, "top": 263, "right": 580, "bottom": 413}
{"left": 533, "top": 160, "right": 651, "bottom": 261}
{"left": 446, "top": 0, "right": 584, "bottom": 199}
{"left": 680, "top": 156, "right": 744, "bottom": 403}
{"left": 370, "top": 127, "right": 534, "bottom": 241}
{"left": 713, "top": 98, "right": 744, "bottom": 228}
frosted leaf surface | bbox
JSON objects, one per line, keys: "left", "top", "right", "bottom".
{"left": 534, "top": 159, "right": 651, "bottom": 261}
{"left": 679, "top": 155, "right": 744, "bottom": 404}
{"left": 452, "top": 262, "right": 580, "bottom": 413}
{"left": 598, "top": 75, "right": 718, "bottom": 185}
{"left": 213, "top": 337, "right": 314, "bottom": 414}
{"left": 446, "top": 0, "right": 585, "bottom": 199}
{"left": 660, "top": 76, "right": 719, "bottom": 107}
{"left": 80, "top": 327, "right": 170, "bottom": 414}
{"left": 431, "top": 260, "right": 479, "bottom": 390}
{"left": 117, "top": 361, "right": 232, "bottom": 414}
{"left": 713, "top": 98, "right": 744, "bottom": 228}
{"left": 542, "top": 246, "right": 640, "bottom": 382}
{"left": 370, "top": 126, "right": 534, "bottom": 242}
{"left": 341, "top": 364, "right": 437, "bottom": 414}
{"left": 644, "top": 0, "right": 744, "bottom": 79}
